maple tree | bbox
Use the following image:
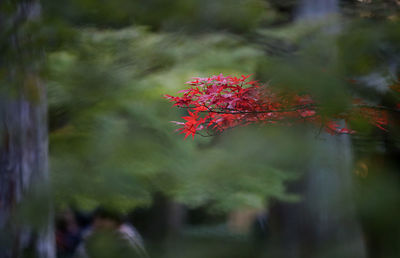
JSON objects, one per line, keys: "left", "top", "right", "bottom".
{"left": 165, "top": 74, "right": 394, "bottom": 139}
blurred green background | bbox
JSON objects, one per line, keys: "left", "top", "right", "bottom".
{"left": 1, "top": 0, "right": 400, "bottom": 258}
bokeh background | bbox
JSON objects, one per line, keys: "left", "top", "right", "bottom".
{"left": 1, "top": 0, "right": 400, "bottom": 258}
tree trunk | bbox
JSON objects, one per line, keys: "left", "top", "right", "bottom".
{"left": 267, "top": 1, "right": 367, "bottom": 257}
{"left": 268, "top": 134, "right": 367, "bottom": 258}
{"left": 0, "top": 1, "right": 55, "bottom": 257}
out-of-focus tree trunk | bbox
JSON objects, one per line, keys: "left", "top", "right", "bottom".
{"left": 267, "top": 1, "right": 367, "bottom": 258}
{"left": 268, "top": 135, "right": 367, "bottom": 258}
{"left": 0, "top": 1, "right": 55, "bottom": 257}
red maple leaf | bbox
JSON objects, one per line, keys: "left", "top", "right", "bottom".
{"left": 164, "top": 74, "right": 392, "bottom": 139}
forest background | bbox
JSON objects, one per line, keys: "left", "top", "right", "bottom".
{"left": 1, "top": 0, "right": 400, "bottom": 258}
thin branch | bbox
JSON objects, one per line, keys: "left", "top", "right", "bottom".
{"left": 179, "top": 104, "right": 317, "bottom": 114}
{"left": 178, "top": 103, "right": 400, "bottom": 115}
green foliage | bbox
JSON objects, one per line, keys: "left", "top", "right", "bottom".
{"left": 41, "top": 0, "right": 266, "bottom": 32}
{"left": 173, "top": 127, "right": 305, "bottom": 212}
{"left": 47, "top": 27, "right": 298, "bottom": 212}
{"left": 46, "top": 10, "right": 400, "bottom": 214}
{"left": 338, "top": 20, "right": 400, "bottom": 76}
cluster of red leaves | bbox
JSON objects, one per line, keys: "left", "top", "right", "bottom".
{"left": 165, "top": 74, "right": 389, "bottom": 139}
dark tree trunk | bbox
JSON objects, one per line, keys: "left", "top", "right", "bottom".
{"left": 0, "top": 1, "right": 55, "bottom": 257}
{"left": 267, "top": 2, "right": 367, "bottom": 257}
{"left": 268, "top": 134, "right": 367, "bottom": 258}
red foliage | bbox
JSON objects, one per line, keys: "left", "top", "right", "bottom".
{"left": 165, "top": 74, "right": 389, "bottom": 139}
